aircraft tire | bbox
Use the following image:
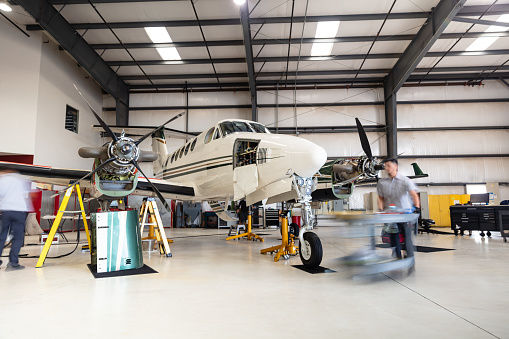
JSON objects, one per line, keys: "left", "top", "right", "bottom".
{"left": 299, "top": 232, "right": 322, "bottom": 268}
{"left": 289, "top": 223, "right": 300, "bottom": 238}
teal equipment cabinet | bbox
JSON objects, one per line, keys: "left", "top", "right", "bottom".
{"left": 91, "top": 210, "right": 143, "bottom": 273}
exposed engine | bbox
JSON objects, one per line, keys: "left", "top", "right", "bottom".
{"left": 332, "top": 156, "right": 383, "bottom": 186}
{"left": 102, "top": 136, "right": 139, "bottom": 176}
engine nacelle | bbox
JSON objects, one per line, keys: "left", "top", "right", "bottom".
{"left": 330, "top": 157, "right": 383, "bottom": 199}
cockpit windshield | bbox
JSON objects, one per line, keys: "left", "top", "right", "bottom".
{"left": 219, "top": 121, "right": 269, "bottom": 136}
{"left": 249, "top": 122, "right": 269, "bottom": 134}
{"left": 219, "top": 121, "right": 252, "bottom": 136}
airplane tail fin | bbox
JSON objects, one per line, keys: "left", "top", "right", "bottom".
{"left": 151, "top": 129, "right": 168, "bottom": 176}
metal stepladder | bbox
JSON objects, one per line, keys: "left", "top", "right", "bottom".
{"left": 36, "top": 183, "right": 91, "bottom": 268}
{"left": 139, "top": 197, "right": 173, "bottom": 257}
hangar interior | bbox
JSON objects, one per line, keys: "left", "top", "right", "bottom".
{"left": 0, "top": 0, "right": 508, "bottom": 338}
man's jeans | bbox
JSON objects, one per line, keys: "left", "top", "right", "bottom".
{"left": 0, "top": 211, "right": 27, "bottom": 266}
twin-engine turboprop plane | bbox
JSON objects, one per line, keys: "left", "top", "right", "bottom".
{"left": 2, "top": 88, "right": 425, "bottom": 268}
{"left": 0, "top": 88, "right": 333, "bottom": 267}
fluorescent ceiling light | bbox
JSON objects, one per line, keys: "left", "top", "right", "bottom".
{"left": 144, "top": 27, "right": 181, "bottom": 60}
{"left": 0, "top": 3, "right": 12, "bottom": 12}
{"left": 233, "top": 0, "right": 246, "bottom": 5}
{"left": 466, "top": 14, "right": 509, "bottom": 51}
{"left": 311, "top": 21, "right": 340, "bottom": 56}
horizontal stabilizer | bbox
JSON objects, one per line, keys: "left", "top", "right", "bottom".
{"left": 93, "top": 125, "right": 197, "bottom": 140}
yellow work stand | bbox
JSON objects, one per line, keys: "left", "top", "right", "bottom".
{"left": 36, "top": 184, "right": 91, "bottom": 268}
{"left": 139, "top": 198, "right": 173, "bottom": 257}
{"left": 260, "top": 214, "right": 298, "bottom": 262}
{"left": 226, "top": 213, "right": 264, "bottom": 242}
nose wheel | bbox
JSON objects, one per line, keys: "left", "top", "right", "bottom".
{"left": 299, "top": 232, "right": 323, "bottom": 268}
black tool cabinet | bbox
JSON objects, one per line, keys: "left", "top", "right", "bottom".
{"left": 450, "top": 205, "right": 509, "bottom": 241}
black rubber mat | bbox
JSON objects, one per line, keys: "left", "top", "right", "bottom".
{"left": 292, "top": 265, "right": 336, "bottom": 274}
{"left": 415, "top": 245, "right": 455, "bottom": 253}
{"left": 87, "top": 264, "right": 158, "bottom": 278}
{"left": 376, "top": 244, "right": 454, "bottom": 253}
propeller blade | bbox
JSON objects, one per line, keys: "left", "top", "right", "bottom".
{"left": 74, "top": 84, "right": 118, "bottom": 142}
{"left": 131, "top": 160, "right": 171, "bottom": 212}
{"left": 355, "top": 118, "right": 372, "bottom": 159}
{"left": 135, "top": 112, "right": 186, "bottom": 146}
{"left": 55, "top": 157, "right": 116, "bottom": 194}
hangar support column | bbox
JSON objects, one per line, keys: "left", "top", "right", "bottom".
{"left": 239, "top": 1, "right": 258, "bottom": 122}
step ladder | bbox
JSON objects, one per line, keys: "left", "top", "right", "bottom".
{"left": 139, "top": 197, "right": 173, "bottom": 257}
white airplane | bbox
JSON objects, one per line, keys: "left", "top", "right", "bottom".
{"left": 3, "top": 88, "right": 419, "bottom": 268}
{"left": 0, "top": 98, "right": 332, "bottom": 267}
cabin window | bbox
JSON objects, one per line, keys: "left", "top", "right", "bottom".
{"left": 220, "top": 121, "right": 251, "bottom": 136}
{"left": 190, "top": 139, "right": 197, "bottom": 151}
{"left": 185, "top": 142, "right": 191, "bottom": 155}
{"left": 204, "top": 127, "right": 215, "bottom": 144}
{"left": 179, "top": 147, "right": 184, "bottom": 158}
{"left": 250, "top": 123, "right": 269, "bottom": 134}
{"left": 171, "top": 153, "right": 175, "bottom": 163}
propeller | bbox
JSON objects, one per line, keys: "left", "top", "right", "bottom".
{"left": 52, "top": 157, "right": 116, "bottom": 195}
{"left": 355, "top": 118, "right": 372, "bottom": 160}
{"left": 72, "top": 85, "right": 182, "bottom": 212}
{"left": 130, "top": 160, "right": 171, "bottom": 212}
{"left": 74, "top": 84, "right": 118, "bottom": 142}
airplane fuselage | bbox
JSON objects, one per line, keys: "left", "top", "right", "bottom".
{"left": 152, "top": 119, "right": 327, "bottom": 203}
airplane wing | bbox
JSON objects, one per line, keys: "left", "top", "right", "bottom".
{"left": 134, "top": 176, "right": 195, "bottom": 200}
{"left": 0, "top": 161, "right": 195, "bottom": 199}
{"left": 0, "top": 161, "right": 91, "bottom": 187}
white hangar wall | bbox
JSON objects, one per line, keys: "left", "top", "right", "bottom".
{"left": 0, "top": 20, "right": 103, "bottom": 170}
{"left": 0, "top": 19, "right": 41, "bottom": 156}
{"left": 112, "top": 81, "right": 509, "bottom": 207}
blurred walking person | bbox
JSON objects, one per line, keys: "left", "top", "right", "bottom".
{"left": 0, "top": 164, "right": 32, "bottom": 270}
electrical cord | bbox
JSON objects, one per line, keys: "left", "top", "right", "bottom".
{"left": 2, "top": 227, "right": 85, "bottom": 259}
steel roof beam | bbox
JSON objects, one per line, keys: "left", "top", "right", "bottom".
{"left": 239, "top": 2, "right": 258, "bottom": 121}
{"left": 89, "top": 31, "right": 509, "bottom": 50}
{"left": 383, "top": 0, "right": 465, "bottom": 158}
{"left": 25, "top": 4, "right": 509, "bottom": 31}
{"left": 120, "top": 66, "right": 509, "bottom": 80}
{"left": 15, "top": 0, "right": 129, "bottom": 123}
{"left": 385, "top": 0, "right": 466, "bottom": 98}
{"left": 106, "top": 49, "right": 509, "bottom": 66}
{"left": 453, "top": 17, "right": 509, "bottom": 28}
{"left": 126, "top": 72, "right": 509, "bottom": 89}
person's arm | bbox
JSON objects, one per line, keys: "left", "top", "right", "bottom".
{"left": 409, "top": 190, "right": 420, "bottom": 208}
{"left": 378, "top": 196, "right": 385, "bottom": 211}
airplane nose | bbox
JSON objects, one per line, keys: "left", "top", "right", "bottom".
{"left": 289, "top": 139, "right": 327, "bottom": 178}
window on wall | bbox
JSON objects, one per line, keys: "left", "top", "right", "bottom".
{"left": 65, "top": 105, "right": 79, "bottom": 133}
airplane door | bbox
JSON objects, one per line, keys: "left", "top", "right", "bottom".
{"left": 233, "top": 139, "right": 260, "bottom": 200}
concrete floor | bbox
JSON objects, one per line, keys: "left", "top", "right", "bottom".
{"left": 0, "top": 221, "right": 508, "bottom": 339}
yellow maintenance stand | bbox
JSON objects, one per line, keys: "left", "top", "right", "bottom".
{"left": 226, "top": 210, "right": 264, "bottom": 242}
{"left": 139, "top": 197, "right": 173, "bottom": 257}
{"left": 260, "top": 210, "right": 299, "bottom": 262}
{"left": 36, "top": 184, "right": 91, "bottom": 268}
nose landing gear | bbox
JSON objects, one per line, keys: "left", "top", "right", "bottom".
{"left": 294, "top": 175, "right": 323, "bottom": 268}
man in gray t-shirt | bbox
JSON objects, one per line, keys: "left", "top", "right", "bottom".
{"left": 377, "top": 158, "right": 420, "bottom": 258}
